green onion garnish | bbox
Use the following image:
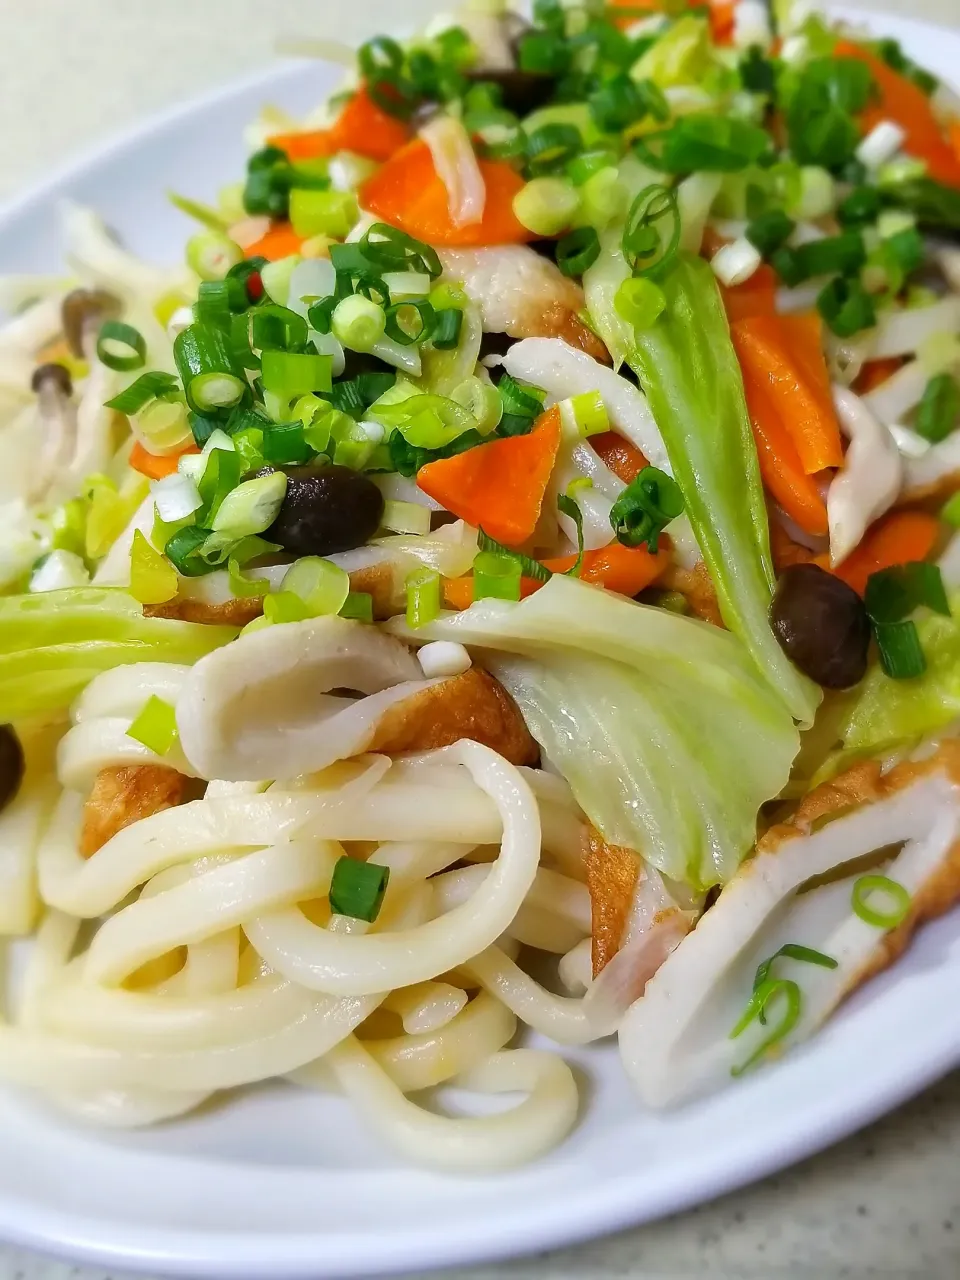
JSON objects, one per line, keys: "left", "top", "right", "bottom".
{"left": 339, "top": 591, "right": 374, "bottom": 623}
{"left": 864, "top": 561, "right": 950, "bottom": 626}
{"left": 730, "top": 977, "right": 802, "bottom": 1077}
{"left": 290, "top": 189, "right": 358, "bottom": 240}
{"left": 837, "top": 186, "right": 883, "bottom": 227}
{"left": 873, "top": 619, "right": 927, "bottom": 679}
{"left": 128, "top": 530, "right": 178, "bottom": 606}
{"left": 262, "top": 422, "right": 313, "bottom": 466}
{"left": 746, "top": 210, "right": 796, "bottom": 258}
{"left": 752, "top": 943, "right": 838, "bottom": 1023}
{"left": 635, "top": 117, "right": 772, "bottom": 175}
{"left": 228, "top": 556, "right": 270, "bottom": 599}
{"left": 557, "top": 492, "right": 585, "bottom": 578}
{"left": 104, "top": 371, "right": 180, "bottom": 415}
{"left": 556, "top": 227, "right": 601, "bottom": 278}
{"left": 622, "top": 184, "right": 680, "bottom": 279}
{"left": 816, "top": 275, "right": 877, "bottom": 338}
{"left": 251, "top": 305, "right": 309, "bottom": 354}
{"left": 282, "top": 556, "right": 350, "bottom": 617}
{"left": 851, "top": 873, "right": 911, "bottom": 929}
{"left": 773, "top": 231, "right": 866, "bottom": 285}
{"left": 96, "top": 321, "right": 147, "bottom": 372}
{"left": 477, "top": 529, "right": 551, "bottom": 582}
{"left": 473, "top": 550, "right": 523, "bottom": 602}
{"left": 196, "top": 446, "right": 243, "bottom": 527}
{"left": 915, "top": 373, "right": 960, "bottom": 444}
{"left": 614, "top": 276, "right": 666, "bottom": 330}
{"left": 431, "top": 307, "right": 463, "bottom": 351}
{"left": 359, "top": 223, "right": 442, "bottom": 279}
{"left": 406, "top": 566, "right": 441, "bottom": 628}
{"left": 609, "top": 466, "right": 684, "bottom": 552}
{"left": 384, "top": 298, "right": 436, "bottom": 347}
{"left": 174, "top": 323, "right": 247, "bottom": 413}
{"left": 739, "top": 46, "right": 775, "bottom": 95}
{"left": 942, "top": 491, "right": 960, "bottom": 527}
{"left": 126, "top": 695, "right": 179, "bottom": 756}
{"left": 568, "top": 149, "right": 618, "bottom": 186}
{"left": 526, "top": 123, "right": 583, "bottom": 177}
{"left": 261, "top": 350, "right": 333, "bottom": 400}
{"left": 516, "top": 29, "right": 569, "bottom": 76}
{"left": 329, "top": 855, "right": 390, "bottom": 922}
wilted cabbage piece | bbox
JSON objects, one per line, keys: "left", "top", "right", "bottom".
{"left": 620, "top": 743, "right": 960, "bottom": 1106}
{"left": 390, "top": 575, "right": 799, "bottom": 889}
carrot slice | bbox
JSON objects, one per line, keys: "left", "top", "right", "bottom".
{"left": 244, "top": 222, "right": 304, "bottom": 261}
{"left": 731, "top": 313, "right": 843, "bottom": 475}
{"left": 268, "top": 86, "right": 409, "bottom": 164}
{"left": 740, "top": 365, "right": 829, "bottom": 537}
{"left": 829, "top": 509, "right": 941, "bottom": 596}
{"left": 590, "top": 431, "right": 649, "bottom": 485}
{"left": 835, "top": 42, "right": 960, "bottom": 189}
{"left": 854, "top": 356, "right": 904, "bottom": 396}
{"left": 418, "top": 407, "right": 563, "bottom": 545}
{"left": 359, "top": 139, "right": 534, "bottom": 247}
{"left": 721, "top": 264, "right": 778, "bottom": 322}
{"left": 129, "top": 440, "right": 199, "bottom": 481}
{"left": 441, "top": 540, "right": 670, "bottom": 610}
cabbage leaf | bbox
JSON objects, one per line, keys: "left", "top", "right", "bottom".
{"left": 390, "top": 576, "right": 799, "bottom": 888}
{"left": 0, "top": 587, "right": 239, "bottom": 720}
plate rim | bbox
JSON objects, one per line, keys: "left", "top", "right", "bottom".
{"left": 0, "top": 7, "right": 959, "bottom": 1277}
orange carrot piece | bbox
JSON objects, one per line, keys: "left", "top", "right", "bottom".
{"left": 359, "top": 139, "right": 534, "bottom": 247}
{"left": 129, "top": 440, "right": 199, "bottom": 481}
{"left": 417, "top": 407, "right": 563, "bottom": 545}
{"left": 740, "top": 365, "right": 829, "bottom": 537}
{"left": 721, "top": 264, "right": 778, "bottom": 322}
{"left": 830, "top": 509, "right": 941, "bottom": 596}
{"left": 951, "top": 121, "right": 960, "bottom": 168}
{"left": 269, "top": 87, "right": 409, "bottom": 164}
{"left": 835, "top": 42, "right": 960, "bottom": 189}
{"left": 854, "top": 356, "right": 904, "bottom": 395}
{"left": 590, "top": 432, "right": 649, "bottom": 485}
{"left": 542, "top": 540, "right": 671, "bottom": 596}
{"left": 731, "top": 313, "right": 843, "bottom": 474}
{"left": 707, "top": 0, "right": 736, "bottom": 45}
{"left": 244, "top": 222, "right": 304, "bottom": 261}
{"left": 441, "top": 540, "right": 670, "bottom": 610}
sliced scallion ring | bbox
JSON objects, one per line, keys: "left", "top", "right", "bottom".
{"left": 851, "top": 874, "right": 911, "bottom": 929}
{"left": 729, "top": 978, "right": 801, "bottom": 1077}
{"left": 96, "top": 321, "right": 147, "bottom": 372}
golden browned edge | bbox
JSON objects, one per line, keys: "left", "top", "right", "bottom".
{"left": 80, "top": 764, "right": 196, "bottom": 858}
{"left": 369, "top": 667, "right": 539, "bottom": 766}
{"left": 544, "top": 303, "right": 612, "bottom": 364}
{"left": 583, "top": 826, "right": 641, "bottom": 977}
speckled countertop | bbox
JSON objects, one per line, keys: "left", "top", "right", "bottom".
{"left": 1, "top": 2, "right": 959, "bottom": 1278}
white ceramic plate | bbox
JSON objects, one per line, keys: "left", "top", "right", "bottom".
{"left": 1, "top": 9, "right": 959, "bottom": 1278}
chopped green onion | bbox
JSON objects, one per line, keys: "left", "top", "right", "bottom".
{"left": 557, "top": 492, "right": 585, "bottom": 578}
{"left": 915, "top": 373, "right": 960, "bottom": 444}
{"left": 864, "top": 561, "right": 950, "bottom": 625}
{"left": 816, "top": 276, "right": 877, "bottom": 338}
{"left": 128, "top": 530, "right": 178, "bottom": 605}
{"left": 388, "top": 426, "right": 485, "bottom": 477}
{"left": 290, "top": 188, "right": 358, "bottom": 240}
{"left": 168, "top": 191, "right": 231, "bottom": 232}
{"left": 837, "top": 185, "right": 883, "bottom": 227}
{"left": 589, "top": 74, "right": 651, "bottom": 133}
{"left": 752, "top": 944, "right": 837, "bottom": 1022}
{"left": 556, "top": 226, "right": 601, "bottom": 277}
{"left": 942, "top": 491, "right": 960, "bottom": 527}
{"left": 636, "top": 117, "right": 772, "bottom": 175}
{"left": 740, "top": 46, "right": 775, "bottom": 95}
{"left": 517, "top": 29, "right": 569, "bottom": 76}
{"left": 406, "top": 566, "right": 441, "bottom": 628}
{"left": 96, "top": 321, "right": 146, "bottom": 372}
{"left": 568, "top": 390, "right": 608, "bottom": 436}
{"left": 513, "top": 177, "right": 580, "bottom": 238}
{"left": 609, "top": 466, "right": 684, "bottom": 552}
{"left": 359, "top": 224, "right": 441, "bottom": 279}
{"left": 473, "top": 550, "right": 523, "bottom": 601}
{"left": 784, "top": 58, "right": 874, "bottom": 171}
{"left": 498, "top": 372, "right": 545, "bottom": 424}
{"left": 381, "top": 499, "right": 431, "bottom": 536}
{"left": 105, "top": 371, "right": 180, "bottom": 415}
{"left": 874, "top": 619, "right": 926, "bottom": 679}
{"left": 615, "top": 276, "right": 666, "bottom": 329}
{"left": 174, "top": 323, "right": 247, "bottom": 413}
{"left": 729, "top": 978, "right": 801, "bottom": 1077}
{"left": 263, "top": 590, "right": 311, "bottom": 624}
{"left": 261, "top": 349, "right": 333, "bottom": 399}
{"left": 328, "top": 854, "right": 390, "bottom": 922}
{"left": 211, "top": 471, "right": 287, "bottom": 538}
{"left": 196, "top": 445, "right": 242, "bottom": 527}
{"left": 622, "top": 184, "right": 680, "bottom": 279}
{"left": 568, "top": 149, "right": 618, "bottom": 186}
{"left": 851, "top": 873, "right": 911, "bottom": 929}
{"left": 580, "top": 167, "right": 629, "bottom": 232}
{"left": 262, "top": 421, "right": 313, "bottom": 465}
{"left": 431, "top": 307, "right": 463, "bottom": 351}
{"left": 451, "top": 377, "right": 503, "bottom": 434}
{"left": 281, "top": 556, "right": 350, "bottom": 616}
{"left": 746, "top": 210, "right": 796, "bottom": 257}
{"left": 773, "top": 231, "right": 866, "bottom": 285}
{"left": 228, "top": 556, "right": 270, "bottom": 598}
{"left": 126, "top": 695, "right": 179, "bottom": 756}
{"left": 324, "top": 371, "right": 396, "bottom": 421}
{"left": 195, "top": 278, "right": 246, "bottom": 329}
{"left": 477, "top": 528, "right": 551, "bottom": 581}
{"left": 251, "top": 305, "right": 308, "bottom": 353}
{"left": 384, "top": 299, "right": 436, "bottom": 347}
{"left": 187, "top": 232, "right": 243, "bottom": 282}
{"left": 332, "top": 295, "right": 387, "bottom": 352}
{"left": 339, "top": 591, "right": 374, "bottom": 622}
{"left": 526, "top": 123, "right": 582, "bottom": 176}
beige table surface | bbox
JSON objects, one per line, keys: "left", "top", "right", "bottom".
{"left": 1, "top": 2, "right": 959, "bottom": 1278}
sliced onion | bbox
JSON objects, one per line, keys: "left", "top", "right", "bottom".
{"left": 420, "top": 116, "right": 486, "bottom": 229}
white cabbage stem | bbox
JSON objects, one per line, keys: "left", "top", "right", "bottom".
{"left": 827, "top": 385, "right": 902, "bottom": 567}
